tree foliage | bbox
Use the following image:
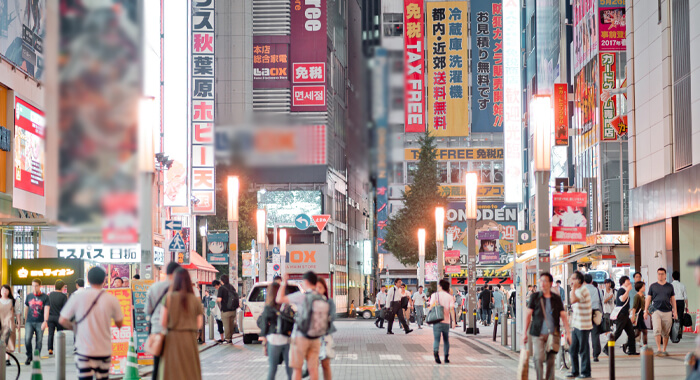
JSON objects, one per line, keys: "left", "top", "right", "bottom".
{"left": 383, "top": 131, "right": 447, "bottom": 266}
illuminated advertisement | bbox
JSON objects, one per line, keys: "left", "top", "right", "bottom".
{"left": 551, "top": 192, "right": 588, "bottom": 245}
{"left": 407, "top": 184, "right": 504, "bottom": 199}
{"left": 191, "top": 0, "right": 216, "bottom": 214}
{"left": 426, "top": 2, "right": 468, "bottom": 137}
{"left": 163, "top": 0, "right": 190, "bottom": 208}
{"left": 253, "top": 36, "right": 290, "bottom": 88}
{"left": 284, "top": 244, "right": 330, "bottom": 274}
{"left": 554, "top": 83, "right": 569, "bottom": 146}
{"left": 10, "top": 259, "right": 84, "bottom": 286}
{"left": 58, "top": 244, "right": 141, "bottom": 263}
{"left": 0, "top": 0, "right": 45, "bottom": 79}
{"left": 257, "top": 190, "right": 322, "bottom": 228}
{"left": 403, "top": 0, "right": 425, "bottom": 133}
{"left": 599, "top": 1, "right": 626, "bottom": 52}
{"left": 471, "top": 0, "right": 503, "bottom": 133}
{"left": 404, "top": 148, "right": 503, "bottom": 161}
{"left": 503, "top": 0, "right": 522, "bottom": 203}
{"left": 109, "top": 288, "right": 133, "bottom": 375}
{"left": 13, "top": 97, "right": 45, "bottom": 197}
{"left": 290, "top": 0, "right": 327, "bottom": 112}
{"left": 573, "top": 0, "right": 596, "bottom": 74}
{"left": 131, "top": 280, "right": 154, "bottom": 365}
{"left": 599, "top": 52, "right": 617, "bottom": 141}
{"left": 206, "top": 233, "right": 229, "bottom": 265}
{"left": 373, "top": 49, "right": 389, "bottom": 254}
{"left": 574, "top": 58, "right": 598, "bottom": 135}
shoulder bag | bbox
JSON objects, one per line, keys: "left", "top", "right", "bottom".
{"left": 145, "top": 292, "right": 170, "bottom": 356}
{"left": 610, "top": 295, "right": 629, "bottom": 321}
{"left": 539, "top": 295, "right": 560, "bottom": 353}
{"left": 425, "top": 293, "right": 445, "bottom": 325}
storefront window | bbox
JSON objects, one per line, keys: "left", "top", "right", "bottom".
{"left": 494, "top": 161, "right": 504, "bottom": 183}
{"left": 438, "top": 162, "right": 448, "bottom": 183}
{"left": 13, "top": 228, "right": 36, "bottom": 259}
{"left": 449, "top": 162, "right": 461, "bottom": 183}
{"left": 406, "top": 163, "right": 418, "bottom": 184}
{"left": 475, "top": 161, "right": 492, "bottom": 183}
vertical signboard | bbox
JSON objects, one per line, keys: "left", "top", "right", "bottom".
{"left": 0, "top": 0, "right": 45, "bottom": 79}
{"left": 574, "top": 59, "right": 597, "bottom": 136}
{"left": 290, "top": 0, "right": 327, "bottom": 112}
{"left": 131, "top": 280, "right": 154, "bottom": 365}
{"left": 503, "top": 0, "right": 522, "bottom": 204}
{"left": 109, "top": 288, "right": 133, "bottom": 374}
{"left": 551, "top": 192, "right": 588, "bottom": 245}
{"left": 206, "top": 232, "right": 230, "bottom": 265}
{"left": 373, "top": 49, "right": 389, "bottom": 254}
{"left": 426, "top": 2, "right": 468, "bottom": 137}
{"left": 471, "top": 0, "right": 503, "bottom": 133}
{"left": 13, "top": 97, "right": 46, "bottom": 215}
{"left": 573, "top": 0, "right": 596, "bottom": 74}
{"left": 191, "top": 0, "right": 216, "bottom": 214}
{"left": 403, "top": 0, "right": 425, "bottom": 133}
{"left": 554, "top": 83, "right": 569, "bottom": 146}
{"left": 598, "top": 1, "right": 626, "bottom": 52}
{"left": 599, "top": 52, "right": 617, "bottom": 141}
{"left": 253, "top": 36, "right": 290, "bottom": 89}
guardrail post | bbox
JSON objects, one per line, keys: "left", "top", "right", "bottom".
{"left": 473, "top": 309, "right": 477, "bottom": 335}
{"left": 56, "top": 331, "right": 66, "bottom": 380}
{"left": 501, "top": 313, "right": 507, "bottom": 346}
{"left": 608, "top": 335, "right": 615, "bottom": 380}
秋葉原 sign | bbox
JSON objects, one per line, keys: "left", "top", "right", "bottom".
{"left": 10, "top": 258, "right": 84, "bottom": 286}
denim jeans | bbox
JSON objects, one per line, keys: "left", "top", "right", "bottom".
{"left": 267, "top": 343, "right": 291, "bottom": 380}
{"left": 591, "top": 321, "right": 602, "bottom": 358}
{"left": 47, "top": 318, "right": 64, "bottom": 351}
{"left": 25, "top": 322, "right": 43, "bottom": 360}
{"left": 432, "top": 322, "right": 450, "bottom": 356}
{"left": 570, "top": 328, "right": 591, "bottom": 377}
{"left": 415, "top": 306, "right": 425, "bottom": 326}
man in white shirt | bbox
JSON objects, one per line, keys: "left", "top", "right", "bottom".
{"left": 672, "top": 271, "right": 688, "bottom": 317}
{"left": 411, "top": 286, "right": 427, "bottom": 329}
{"left": 385, "top": 279, "right": 412, "bottom": 335}
{"left": 59, "top": 267, "right": 123, "bottom": 380}
{"left": 374, "top": 286, "right": 387, "bottom": 328}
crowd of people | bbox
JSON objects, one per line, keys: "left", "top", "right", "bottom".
{"left": 522, "top": 266, "right": 692, "bottom": 380}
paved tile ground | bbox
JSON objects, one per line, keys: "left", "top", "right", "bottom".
{"left": 201, "top": 319, "right": 519, "bottom": 380}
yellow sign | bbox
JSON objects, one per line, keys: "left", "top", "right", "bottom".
{"left": 404, "top": 148, "right": 503, "bottom": 161}
{"left": 405, "top": 184, "right": 504, "bottom": 199}
{"left": 17, "top": 267, "right": 75, "bottom": 279}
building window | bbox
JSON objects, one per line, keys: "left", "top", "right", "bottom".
{"left": 392, "top": 162, "right": 404, "bottom": 184}
{"left": 438, "top": 162, "right": 448, "bottom": 183}
{"left": 493, "top": 161, "right": 504, "bottom": 184}
{"left": 383, "top": 13, "right": 403, "bottom": 36}
{"left": 475, "top": 161, "right": 492, "bottom": 183}
{"left": 672, "top": 0, "right": 693, "bottom": 170}
{"left": 406, "top": 162, "right": 418, "bottom": 184}
{"left": 449, "top": 162, "right": 462, "bottom": 183}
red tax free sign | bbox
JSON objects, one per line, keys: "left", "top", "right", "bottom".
{"left": 293, "top": 62, "right": 325, "bottom": 83}
{"left": 403, "top": 0, "right": 425, "bottom": 132}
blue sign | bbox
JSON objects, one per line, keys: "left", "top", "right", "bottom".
{"left": 272, "top": 247, "right": 280, "bottom": 255}
{"left": 470, "top": 0, "right": 502, "bottom": 133}
{"left": 294, "top": 214, "right": 312, "bottom": 230}
{"left": 169, "top": 232, "right": 186, "bottom": 252}
{"left": 165, "top": 220, "right": 183, "bottom": 231}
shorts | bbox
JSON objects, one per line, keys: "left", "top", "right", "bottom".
{"left": 289, "top": 335, "right": 321, "bottom": 369}
{"left": 652, "top": 311, "right": 673, "bottom": 338}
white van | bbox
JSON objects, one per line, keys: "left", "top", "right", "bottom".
{"left": 241, "top": 281, "right": 303, "bottom": 344}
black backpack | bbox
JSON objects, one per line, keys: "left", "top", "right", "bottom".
{"left": 225, "top": 285, "right": 239, "bottom": 311}
{"left": 276, "top": 304, "right": 295, "bottom": 337}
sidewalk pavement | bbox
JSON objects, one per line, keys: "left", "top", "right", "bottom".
{"left": 453, "top": 317, "right": 695, "bottom": 379}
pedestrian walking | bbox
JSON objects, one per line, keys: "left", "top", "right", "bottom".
{"left": 145, "top": 262, "right": 180, "bottom": 379}
{"left": 605, "top": 276, "right": 638, "bottom": 356}
{"left": 0, "top": 285, "right": 16, "bottom": 366}
{"left": 277, "top": 271, "right": 332, "bottom": 380}
{"left": 509, "top": 285, "right": 516, "bottom": 318}
{"left": 566, "top": 270, "right": 592, "bottom": 378}
{"left": 158, "top": 268, "right": 203, "bottom": 380}
{"left": 631, "top": 281, "right": 648, "bottom": 347}
{"left": 644, "top": 267, "right": 678, "bottom": 356}
{"left": 583, "top": 274, "right": 603, "bottom": 362}
{"left": 211, "top": 280, "right": 225, "bottom": 342}
{"left": 630, "top": 272, "right": 643, "bottom": 301}
{"left": 602, "top": 279, "right": 615, "bottom": 314}
{"left": 412, "top": 286, "right": 427, "bottom": 329}
{"left": 216, "top": 274, "right": 240, "bottom": 343}
{"left": 385, "top": 279, "right": 412, "bottom": 335}
{"left": 316, "top": 278, "right": 335, "bottom": 380}
{"left": 400, "top": 285, "right": 411, "bottom": 324}
{"left": 47, "top": 280, "right": 68, "bottom": 356}
{"left": 24, "top": 278, "right": 50, "bottom": 365}
{"left": 258, "top": 282, "right": 292, "bottom": 380}
{"left": 478, "top": 286, "right": 493, "bottom": 326}
{"left": 75, "top": 278, "right": 84, "bottom": 293}
{"left": 493, "top": 285, "right": 505, "bottom": 319}
{"left": 553, "top": 280, "right": 566, "bottom": 304}
{"left": 523, "top": 272, "right": 571, "bottom": 380}
{"left": 671, "top": 271, "right": 687, "bottom": 321}
{"left": 59, "top": 267, "right": 124, "bottom": 380}
{"left": 374, "top": 286, "right": 387, "bottom": 328}
{"left": 429, "top": 279, "right": 454, "bottom": 364}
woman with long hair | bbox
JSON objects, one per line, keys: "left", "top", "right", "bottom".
{"left": 429, "top": 279, "right": 455, "bottom": 364}
{"left": 316, "top": 278, "right": 336, "bottom": 380}
{"left": 0, "top": 285, "right": 16, "bottom": 365}
{"left": 258, "top": 282, "right": 292, "bottom": 380}
{"left": 159, "top": 268, "right": 203, "bottom": 380}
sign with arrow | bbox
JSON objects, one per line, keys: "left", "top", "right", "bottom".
{"left": 294, "top": 214, "right": 312, "bottom": 230}
{"left": 165, "top": 220, "right": 182, "bottom": 231}
{"left": 312, "top": 215, "right": 331, "bottom": 231}
{"left": 169, "top": 231, "right": 186, "bottom": 252}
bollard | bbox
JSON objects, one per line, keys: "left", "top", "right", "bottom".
{"left": 493, "top": 313, "right": 499, "bottom": 341}
{"left": 511, "top": 318, "right": 517, "bottom": 351}
{"left": 685, "top": 352, "right": 696, "bottom": 378}
{"left": 462, "top": 310, "right": 467, "bottom": 333}
{"left": 608, "top": 335, "right": 616, "bottom": 380}
{"left": 473, "top": 309, "right": 478, "bottom": 335}
{"left": 56, "top": 330, "right": 66, "bottom": 380}
{"left": 501, "top": 312, "right": 507, "bottom": 346}
{"left": 0, "top": 340, "right": 5, "bottom": 379}
{"left": 209, "top": 314, "right": 215, "bottom": 341}
{"left": 640, "top": 345, "right": 654, "bottom": 380}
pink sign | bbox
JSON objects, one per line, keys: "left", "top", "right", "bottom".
{"left": 598, "top": 7, "right": 626, "bottom": 52}
{"left": 292, "top": 86, "right": 326, "bottom": 106}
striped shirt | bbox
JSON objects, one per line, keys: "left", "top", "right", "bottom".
{"left": 570, "top": 286, "right": 593, "bottom": 330}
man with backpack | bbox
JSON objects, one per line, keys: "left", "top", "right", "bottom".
{"left": 277, "top": 271, "right": 331, "bottom": 380}
{"left": 144, "top": 262, "right": 180, "bottom": 380}
{"left": 216, "top": 275, "right": 240, "bottom": 344}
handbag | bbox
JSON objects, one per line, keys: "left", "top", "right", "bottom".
{"left": 671, "top": 318, "right": 682, "bottom": 343}
{"left": 426, "top": 293, "right": 445, "bottom": 325}
{"left": 610, "top": 297, "right": 629, "bottom": 321}
{"left": 592, "top": 310, "right": 603, "bottom": 325}
{"left": 517, "top": 348, "right": 530, "bottom": 380}
{"left": 145, "top": 292, "right": 170, "bottom": 356}
{"left": 601, "top": 313, "right": 612, "bottom": 332}
{"left": 683, "top": 313, "right": 693, "bottom": 327}
{"left": 539, "top": 296, "right": 560, "bottom": 353}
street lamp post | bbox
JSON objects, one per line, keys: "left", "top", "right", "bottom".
{"left": 418, "top": 229, "right": 426, "bottom": 287}
{"left": 465, "top": 172, "right": 478, "bottom": 333}
{"left": 256, "top": 209, "right": 267, "bottom": 282}
{"left": 435, "top": 207, "right": 445, "bottom": 279}
{"left": 279, "top": 229, "right": 287, "bottom": 277}
{"left": 200, "top": 222, "right": 207, "bottom": 262}
{"left": 532, "top": 95, "right": 553, "bottom": 275}
{"left": 227, "top": 176, "right": 239, "bottom": 291}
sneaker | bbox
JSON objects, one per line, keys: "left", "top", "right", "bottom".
{"left": 387, "top": 331, "right": 394, "bottom": 335}
{"left": 564, "top": 372, "right": 579, "bottom": 378}
{"left": 655, "top": 351, "right": 664, "bottom": 356}
{"left": 25, "top": 359, "right": 31, "bottom": 366}
{"left": 662, "top": 351, "right": 670, "bottom": 356}
{"left": 405, "top": 329, "right": 414, "bottom": 334}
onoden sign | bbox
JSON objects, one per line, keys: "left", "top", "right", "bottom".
{"left": 284, "top": 244, "right": 330, "bottom": 274}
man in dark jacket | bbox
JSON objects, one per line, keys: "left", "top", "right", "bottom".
{"left": 47, "top": 280, "right": 68, "bottom": 355}
{"left": 216, "top": 275, "right": 240, "bottom": 343}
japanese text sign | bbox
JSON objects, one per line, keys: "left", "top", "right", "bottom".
{"left": 471, "top": 0, "right": 503, "bottom": 133}
{"left": 109, "top": 289, "right": 133, "bottom": 374}
{"left": 554, "top": 83, "right": 569, "bottom": 146}
{"left": 403, "top": 0, "right": 425, "bottom": 132}
{"left": 551, "top": 192, "right": 588, "bottom": 245}
{"left": 253, "top": 36, "right": 290, "bottom": 88}
{"left": 503, "top": 0, "right": 523, "bottom": 203}
{"left": 599, "top": 52, "right": 617, "bottom": 140}
{"left": 599, "top": 1, "right": 626, "bottom": 52}
{"left": 290, "top": 0, "right": 327, "bottom": 112}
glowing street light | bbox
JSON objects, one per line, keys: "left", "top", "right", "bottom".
{"left": 418, "top": 228, "right": 426, "bottom": 287}
{"left": 531, "top": 94, "right": 553, "bottom": 275}
{"left": 435, "top": 207, "right": 445, "bottom": 277}
{"left": 465, "top": 172, "right": 478, "bottom": 333}
{"left": 279, "top": 229, "right": 287, "bottom": 276}
{"left": 227, "top": 176, "right": 240, "bottom": 289}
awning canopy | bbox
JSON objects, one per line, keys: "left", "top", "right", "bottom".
{"left": 182, "top": 251, "right": 218, "bottom": 273}
{"left": 487, "top": 278, "right": 501, "bottom": 285}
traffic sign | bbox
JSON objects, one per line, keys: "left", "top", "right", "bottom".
{"left": 518, "top": 230, "right": 532, "bottom": 244}
{"left": 272, "top": 263, "right": 281, "bottom": 272}
{"left": 272, "top": 247, "right": 280, "bottom": 255}
{"left": 312, "top": 214, "right": 331, "bottom": 231}
{"left": 295, "top": 214, "right": 312, "bottom": 230}
{"left": 169, "top": 232, "right": 186, "bottom": 252}
{"left": 165, "top": 220, "right": 182, "bottom": 231}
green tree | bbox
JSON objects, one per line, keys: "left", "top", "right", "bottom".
{"left": 383, "top": 131, "right": 447, "bottom": 266}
